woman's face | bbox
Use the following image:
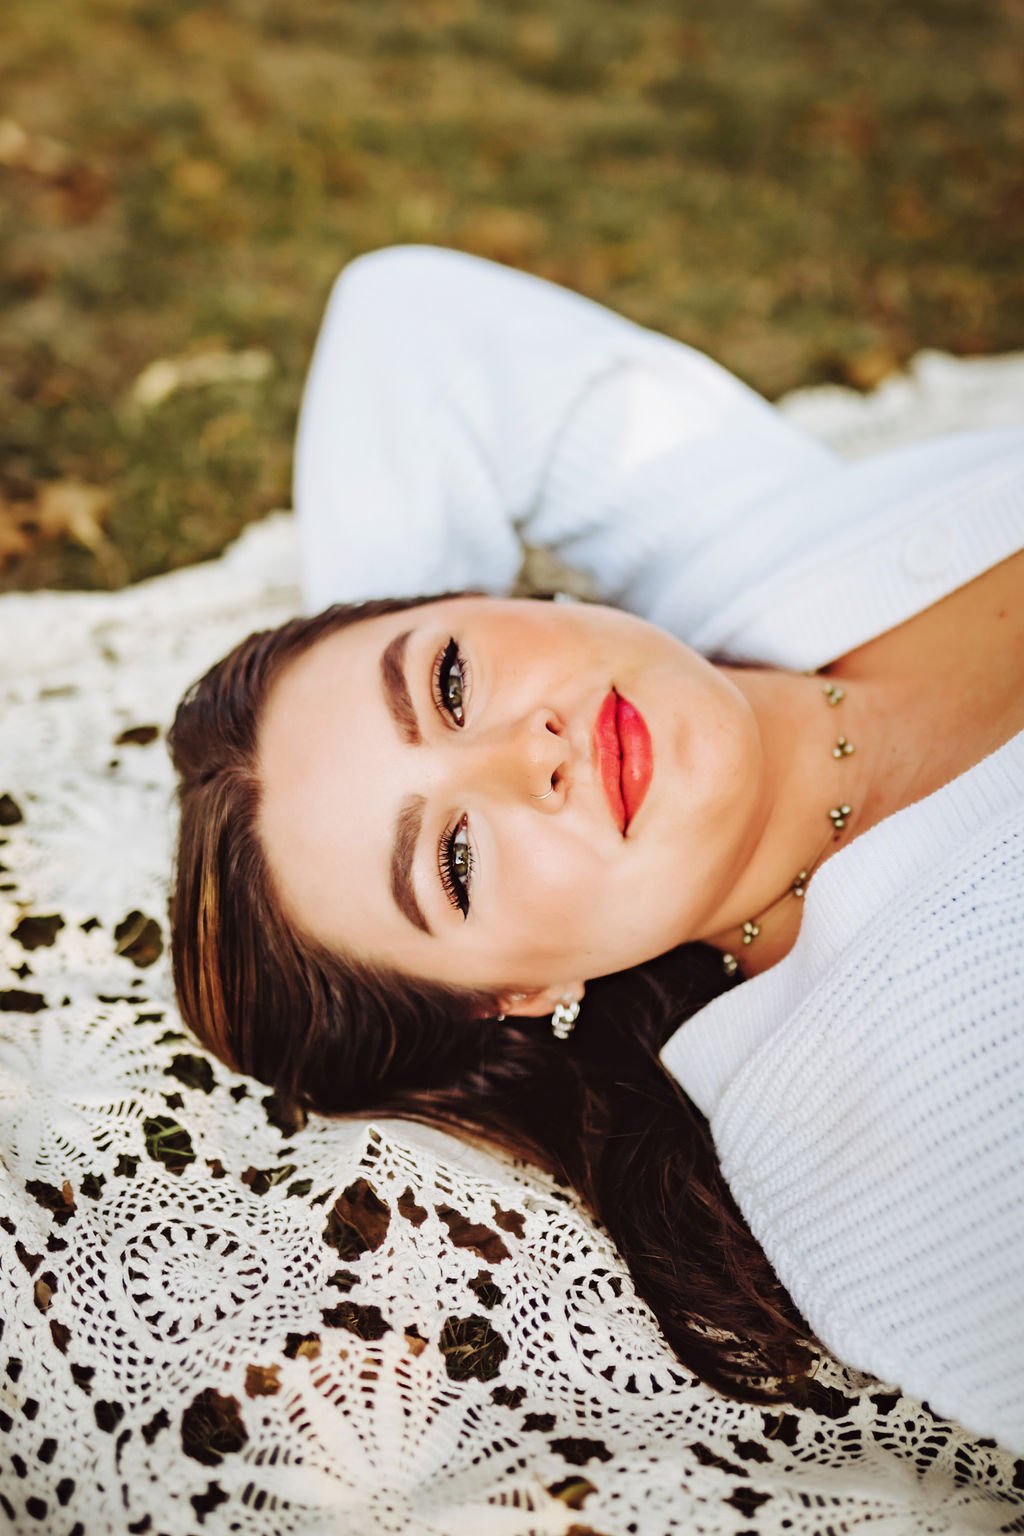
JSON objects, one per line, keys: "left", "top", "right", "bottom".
{"left": 257, "top": 596, "right": 762, "bottom": 1009}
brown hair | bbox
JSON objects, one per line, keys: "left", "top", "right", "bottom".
{"left": 169, "top": 596, "right": 815, "bottom": 1402}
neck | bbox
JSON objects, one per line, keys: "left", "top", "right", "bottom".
{"left": 697, "top": 666, "right": 885, "bottom": 974}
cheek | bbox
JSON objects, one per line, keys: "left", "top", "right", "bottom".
{"left": 505, "top": 833, "right": 676, "bottom": 980}
{"left": 492, "top": 827, "right": 607, "bottom": 955}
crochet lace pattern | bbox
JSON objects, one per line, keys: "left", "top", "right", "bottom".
{"left": 2, "top": 354, "right": 1024, "bottom": 1534}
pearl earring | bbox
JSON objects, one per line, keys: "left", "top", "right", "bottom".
{"left": 551, "top": 996, "right": 580, "bottom": 1041}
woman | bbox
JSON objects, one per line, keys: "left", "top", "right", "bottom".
{"left": 170, "top": 247, "right": 1024, "bottom": 1452}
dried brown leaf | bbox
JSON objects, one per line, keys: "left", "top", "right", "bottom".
{"left": 244, "top": 1363, "right": 281, "bottom": 1397}
{"left": 35, "top": 480, "right": 111, "bottom": 551}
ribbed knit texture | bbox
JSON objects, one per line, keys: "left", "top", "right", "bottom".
{"left": 662, "top": 732, "right": 1024, "bottom": 1452}
{"left": 296, "top": 246, "right": 1024, "bottom": 1455}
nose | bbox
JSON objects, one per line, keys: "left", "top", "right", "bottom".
{"left": 459, "top": 707, "right": 569, "bottom": 807}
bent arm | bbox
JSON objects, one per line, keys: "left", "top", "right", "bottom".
{"left": 294, "top": 246, "right": 834, "bottom": 634}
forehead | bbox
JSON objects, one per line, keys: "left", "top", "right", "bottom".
{"left": 253, "top": 596, "right": 492, "bottom": 964}
{"left": 259, "top": 593, "right": 484, "bottom": 759}
{"left": 255, "top": 608, "right": 410, "bottom": 937}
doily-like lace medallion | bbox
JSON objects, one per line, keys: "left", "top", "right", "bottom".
{"left": 2, "top": 366, "right": 1024, "bottom": 1534}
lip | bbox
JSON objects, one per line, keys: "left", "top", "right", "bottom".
{"left": 593, "top": 689, "right": 653, "bottom": 835}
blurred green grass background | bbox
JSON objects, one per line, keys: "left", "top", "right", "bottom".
{"left": 2, "top": 0, "right": 1022, "bottom": 590}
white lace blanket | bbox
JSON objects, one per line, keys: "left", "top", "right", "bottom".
{"left": 3, "top": 355, "right": 1024, "bottom": 1535}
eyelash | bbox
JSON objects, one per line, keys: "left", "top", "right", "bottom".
{"left": 438, "top": 813, "right": 473, "bottom": 920}
{"left": 432, "top": 638, "right": 474, "bottom": 917}
{"left": 432, "top": 637, "right": 470, "bottom": 728}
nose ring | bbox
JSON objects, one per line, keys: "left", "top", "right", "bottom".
{"left": 531, "top": 785, "right": 554, "bottom": 800}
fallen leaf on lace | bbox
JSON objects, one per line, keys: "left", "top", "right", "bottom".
{"left": 547, "top": 1476, "right": 597, "bottom": 1511}
{"left": 439, "top": 1314, "right": 509, "bottom": 1383}
{"left": 321, "top": 1300, "right": 391, "bottom": 1340}
{"left": 327, "top": 1269, "right": 357, "bottom": 1292}
{"left": 692, "top": 1442, "right": 747, "bottom": 1476}
{"left": 25, "top": 1179, "right": 76, "bottom": 1224}
{"left": 114, "top": 724, "right": 160, "bottom": 746}
{"left": 283, "top": 1332, "right": 321, "bottom": 1361}
{"left": 491, "top": 1203, "right": 526, "bottom": 1238}
{"left": 436, "top": 1204, "right": 510, "bottom": 1264}
{"left": 726, "top": 1487, "right": 773, "bottom": 1518}
{"left": 242, "top": 1163, "right": 297, "bottom": 1195}
{"left": 12, "top": 913, "right": 64, "bottom": 951}
{"left": 142, "top": 1408, "right": 170, "bottom": 1444}
{"left": 244, "top": 1364, "right": 281, "bottom": 1398}
{"left": 324, "top": 1178, "right": 390, "bottom": 1259}
{"left": 180, "top": 1388, "right": 248, "bottom": 1466}
{"left": 95, "top": 1400, "right": 125, "bottom": 1433}
{"left": 397, "top": 1186, "right": 428, "bottom": 1225}
{"left": 191, "top": 1484, "right": 229, "bottom": 1522}
{"left": 114, "top": 910, "right": 163, "bottom": 968}
{"left": 0, "top": 990, "right": 46, "bottom": 1013}
{"left": 550, "top": 1437, "right": 613, "bottom": 1467}
{"left": 730, "top": 1435, "right": 771, "bottom": 1464}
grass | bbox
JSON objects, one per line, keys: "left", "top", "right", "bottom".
{"left": 2, "top": 0, "right": 1022, "bottom": 590}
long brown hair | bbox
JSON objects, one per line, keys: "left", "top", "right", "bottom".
{"left": 168, "top": 596, "right": 815, "bottom": 1402}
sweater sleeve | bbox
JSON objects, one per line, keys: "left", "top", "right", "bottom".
{"left": 293, "top": 246, "right": 835, "bottom": 630}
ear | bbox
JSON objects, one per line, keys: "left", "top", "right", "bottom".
{"left": 487, "top": 984, "right": 586, "bottom": 1021}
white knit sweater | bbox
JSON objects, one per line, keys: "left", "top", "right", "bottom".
{"left": 661, "top": 733, "right": 1024, "bottom": 1445}
{"left": 295, "top": 246, "right": 1024, "bottom": 1453}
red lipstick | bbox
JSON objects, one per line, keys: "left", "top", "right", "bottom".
{"left": 594, "top": 689, "right": 653, "bottom": 835}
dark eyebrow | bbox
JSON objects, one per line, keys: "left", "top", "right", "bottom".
{"left": 390, "top": 793, "right": 433, "bottom": 936}
{"left": 380, "top": 628, "right": 420, "bottom": 745}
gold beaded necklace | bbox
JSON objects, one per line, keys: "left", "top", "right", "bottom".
{"left": 721, "top": 678, "right": 856, "bottom": 979}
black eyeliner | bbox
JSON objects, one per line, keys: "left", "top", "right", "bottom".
{"left": 438, "top": 815, "right": 471, "bottom": 919}
{"left": 432, "top": 637, "right": 469, "bottom": 728}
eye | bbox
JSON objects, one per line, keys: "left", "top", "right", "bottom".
{"left": 433, "top": 638, "right": 469, "bottom": 727}
{"left": 438, "top": 813, "right": 473, "bottom": 918}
